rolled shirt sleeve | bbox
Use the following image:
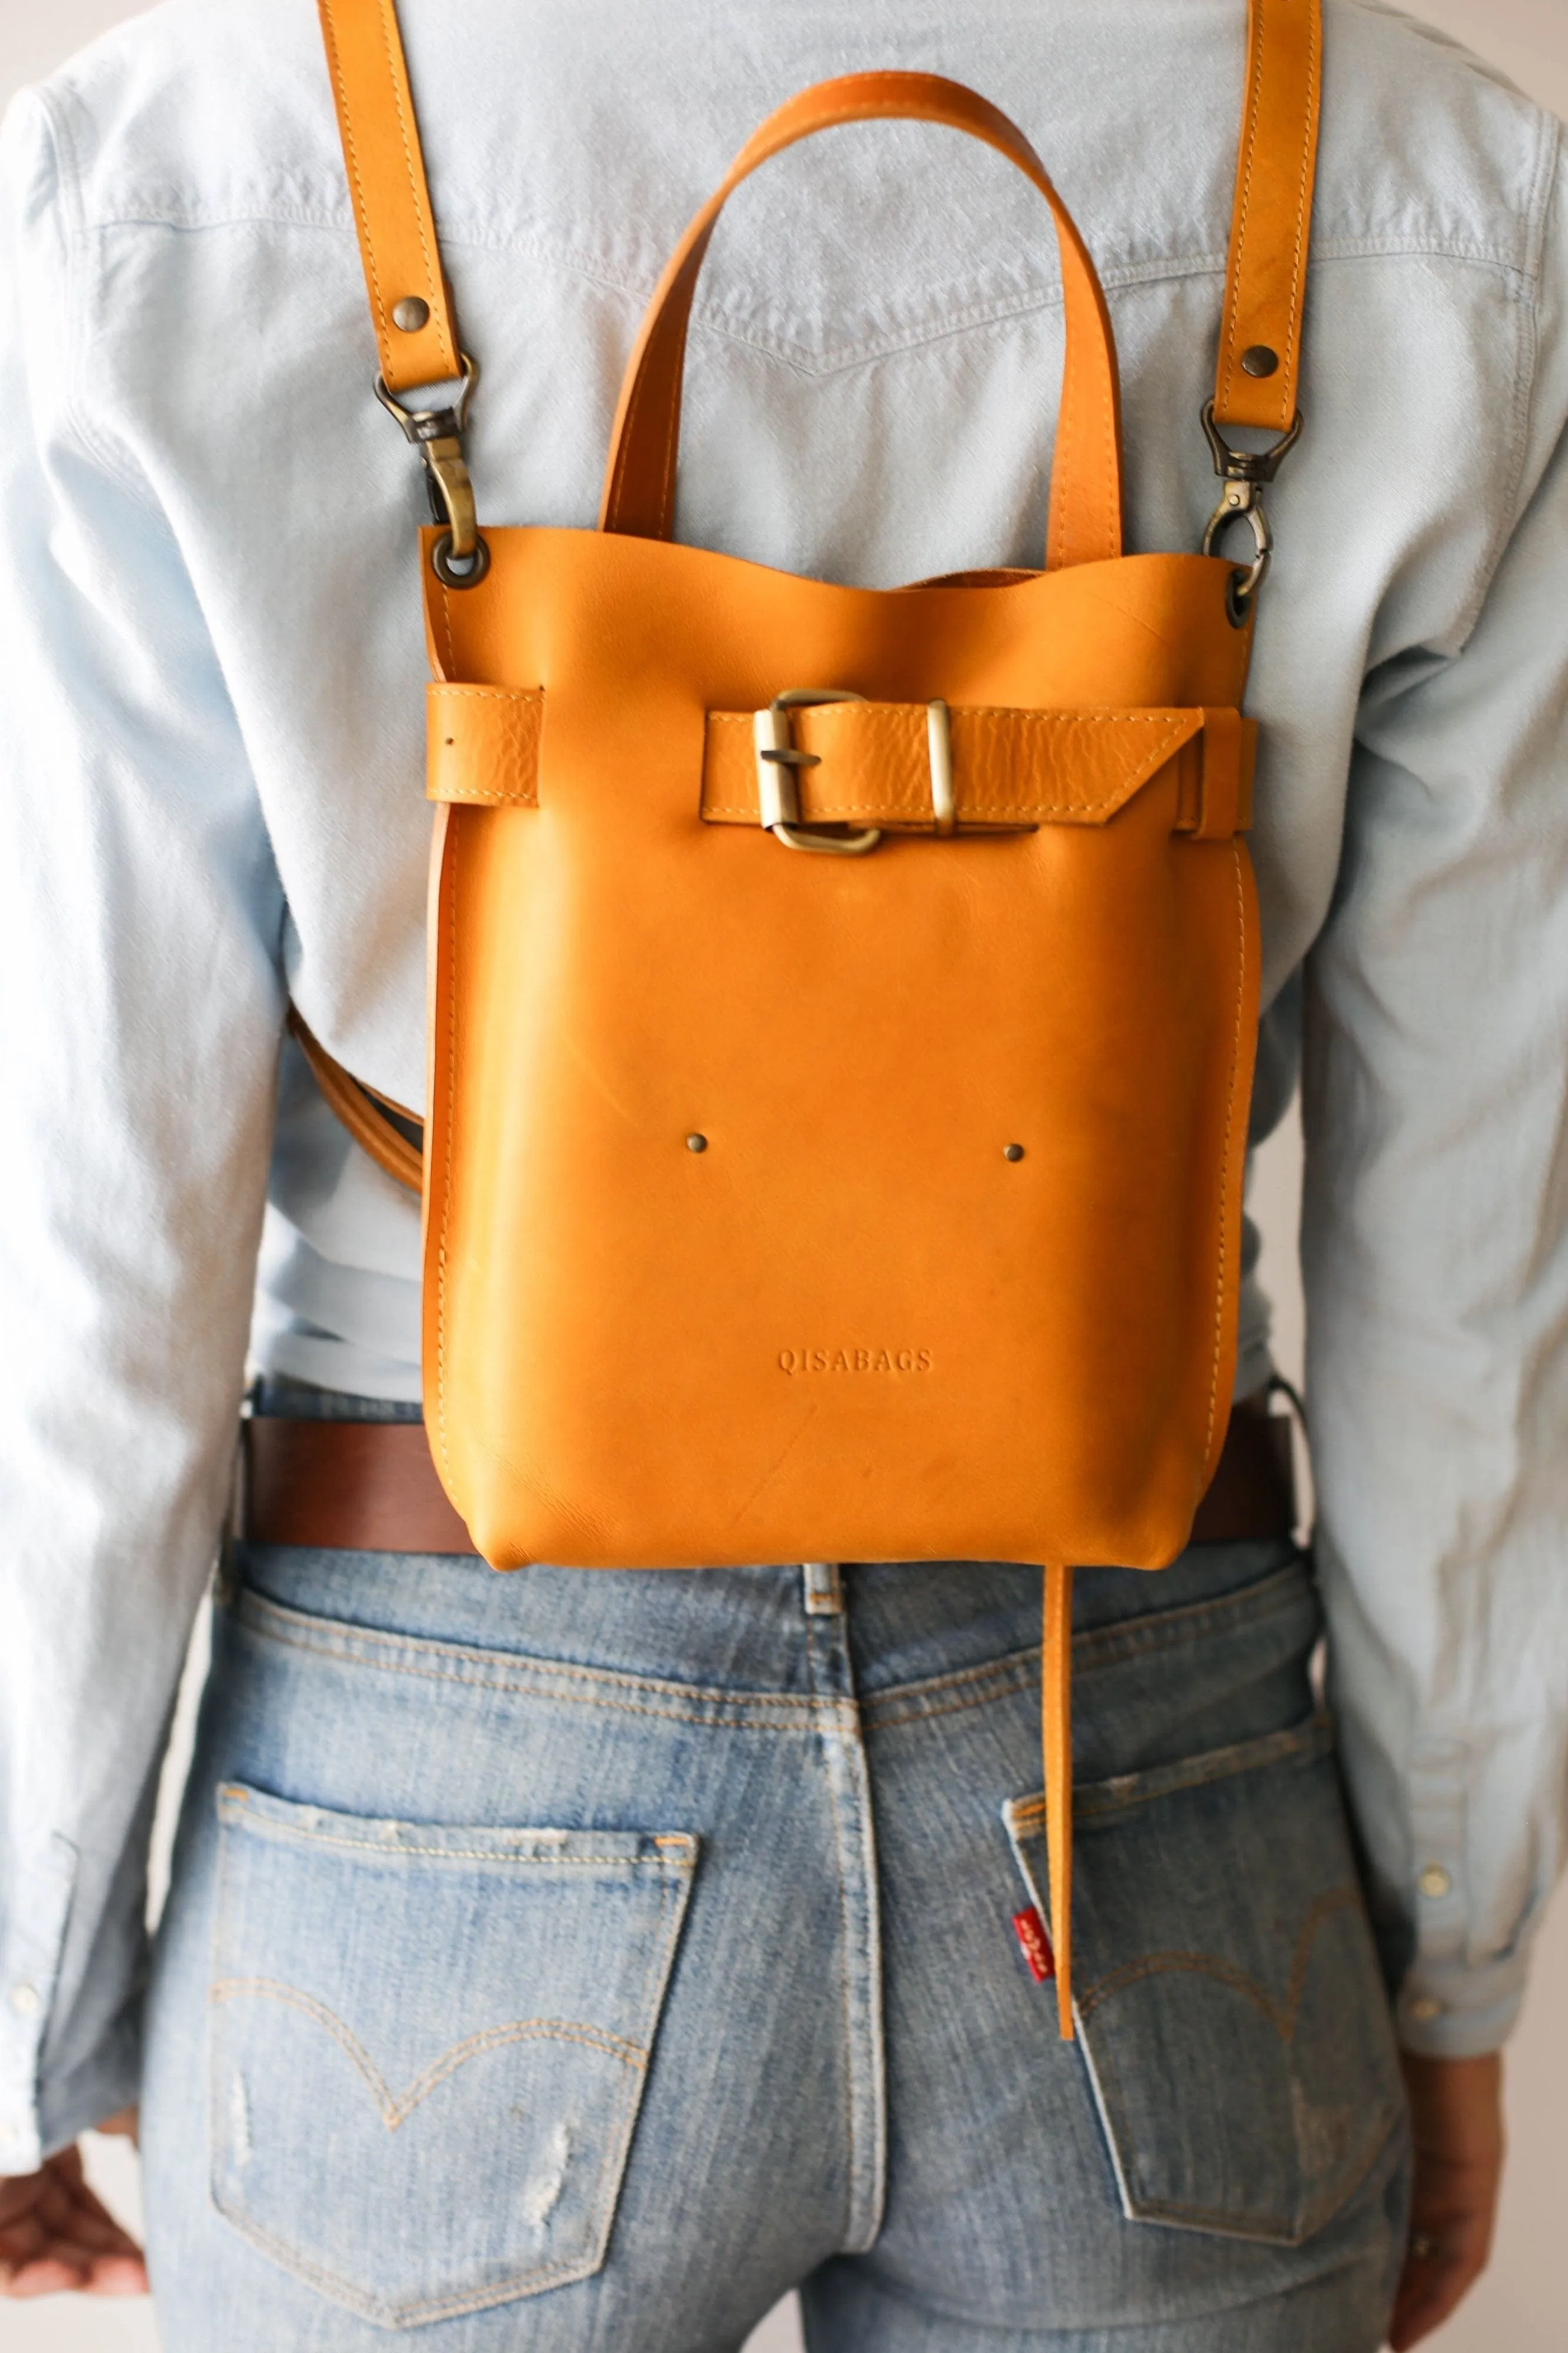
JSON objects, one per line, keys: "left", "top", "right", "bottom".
{"left": 0, "top": 89, "right": 284, "bottom": 2165}
{"left": 1305, "top": 171, "right": 1568, "bottom": 2058}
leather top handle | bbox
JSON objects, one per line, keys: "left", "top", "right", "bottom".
{"left": 1212, "top": 0, "right": 1322, "bottom": 434}
{"left": 597, "top": 74, "right": 1122, "bottom": 571}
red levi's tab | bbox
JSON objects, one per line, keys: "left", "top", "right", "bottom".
{"left": 1012, "top": 1906, "right": 1056, "bottom": 1982}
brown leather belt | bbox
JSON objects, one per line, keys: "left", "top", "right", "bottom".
{"left": 239, "top": 1398, "right": 1297, "bottom": 1558}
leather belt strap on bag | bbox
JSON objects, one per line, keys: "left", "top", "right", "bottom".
{"left": 307, "top": 0, "right": 1322, "bottom": 2042}
{"left": 299, "top": 697, "right": 1257, "bottom": 1198}
{"left": 423, "top": 687, "right": 1259, "bottom": 841}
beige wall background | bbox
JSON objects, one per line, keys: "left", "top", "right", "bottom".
{"left": 1, "top": 4, "right": 1563, "bottom": 2348}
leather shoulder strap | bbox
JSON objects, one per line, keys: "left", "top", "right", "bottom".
{"left": 1212, "top": 0, "right": 1322, "bottom": 434}
{"left": 288, "top": 1007, "right": 424, "bottom": 1193}
{"left": 316, "top": 0, "right": 462, "bottom": 393}
{"left": 319, "top": 0, "right": 1320, "bottom": 431}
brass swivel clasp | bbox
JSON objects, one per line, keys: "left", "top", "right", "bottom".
{"left": 375, "top": 354, "right": 489, "bottom": 588}
{"left": 1200, "top": 401, "right": 1304, "bottom": 625}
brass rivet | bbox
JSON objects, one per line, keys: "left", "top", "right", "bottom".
{"left": 1418, "top": 1865, "right": 1452, "bottom": 1901}
{"left": 391, "top": 296, "right": 431, "bottom": 334}
{"left": 1003, "top": 1144, "right": 1025, "bottom": 1162}
{"left": 1240, "top": 344, "right": 1279, "bottom": 378}
{"left": 685, "top": 1133, "right": 708, "bottom": 1153}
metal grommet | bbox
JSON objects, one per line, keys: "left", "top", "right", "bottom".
{"left": 431, "top": 531, "right": 491, "bottom": 589}
{"left": 392, "top": 296, "right": 431, "bottom": 333}
{"left": 685, "top": 1133, "right": 708, "bottom": 1154}
{"left": 1003, "top": 1144, "right": 1025, "bottom": 1162}
{"left": 1240, "top": 344, "right": 1279, "bottom": 378}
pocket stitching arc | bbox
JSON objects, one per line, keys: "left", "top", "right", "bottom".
{"left": 1074, "top": 1882, "right": 1360, "bottom": 2036}
{"left": 208, "top": 1789, "right": 696, "bottom": 2328}
{"left": 209, "top": 1979, "right": 651, "bottom": 2124}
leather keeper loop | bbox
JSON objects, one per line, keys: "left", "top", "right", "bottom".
{"left": 1174, "top": 708, "right": 1258, "bottom": 840}
{"left": 428, "top": 684, "right": 544, "bottom": 805}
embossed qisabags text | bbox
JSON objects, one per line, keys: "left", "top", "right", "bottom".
{"left": 778, "top": 1348, "right": 932, "bottom": 1375}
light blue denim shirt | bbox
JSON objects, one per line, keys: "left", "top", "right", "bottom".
{"left": 2, "top": 0, "right": 1567, "bottom": 2170}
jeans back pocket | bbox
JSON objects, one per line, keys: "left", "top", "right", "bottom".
{"left": 1005, "top": 1714, "right": 1403, "bottom": 2245}
{"left": 210, "top": 1784, "right": 696, "bottom": 2328}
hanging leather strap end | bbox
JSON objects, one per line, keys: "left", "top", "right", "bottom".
{"left": 1042, "top": 1563, "right": 1075, "bottom": 2041}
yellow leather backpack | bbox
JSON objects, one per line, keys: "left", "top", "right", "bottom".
{"left": 301, "top": 0, "right": 1321, "bottom": 2032}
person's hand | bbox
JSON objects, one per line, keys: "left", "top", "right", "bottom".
{"left": 0, "top": 2107, "right": 147, "bottom": 2298}
{"left": 1388, "top": 2052, "right": 1503, "bottom": 2349}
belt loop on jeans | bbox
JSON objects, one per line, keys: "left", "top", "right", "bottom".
{"left": 802, "top": 1562, "right": 845, "bottom": 1616}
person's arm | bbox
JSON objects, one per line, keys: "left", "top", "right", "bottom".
{"left": 1308, "top": 403, "right": 1568, "bottom": 2048}
{"left": 0, "top": 81, "right": 284, "bottom": 2191}
{"left": 1303, "top": 145, "right": 1568, "bottom": 2352}
{"left": 1389, "top": 2053, "right": 1504, "bottom": 2349}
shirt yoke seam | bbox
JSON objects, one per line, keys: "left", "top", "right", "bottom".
{"left": 65, "top": 211, "right": 1545, "bottom": 385}
{"left": 75, "top": 205, "right": 1547, "bottom": 283}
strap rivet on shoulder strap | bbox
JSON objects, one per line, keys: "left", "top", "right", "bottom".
{"left": 1202, "top": 0, "right": 1323, "bottom": 617}
{"left": 318, "top": 0, "right": 490, "bottom": 584}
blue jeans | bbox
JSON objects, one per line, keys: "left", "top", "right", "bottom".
{"left": 142, "top": 1467, "right": 1408, "bottom": 2347}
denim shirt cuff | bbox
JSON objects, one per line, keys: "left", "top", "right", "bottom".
{"left": 1394, "top": 1955, "right": 1527, "bottom": 2059}
{"left": 0, "top": 1834, "right": 77, "bottom": 2175}
{"left": 34, "top": 2011, "right": 145, "bottom": 2164}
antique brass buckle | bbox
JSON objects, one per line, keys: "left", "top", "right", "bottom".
{"left": 752, "top": 689, "right": 882, "bottom": 855}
